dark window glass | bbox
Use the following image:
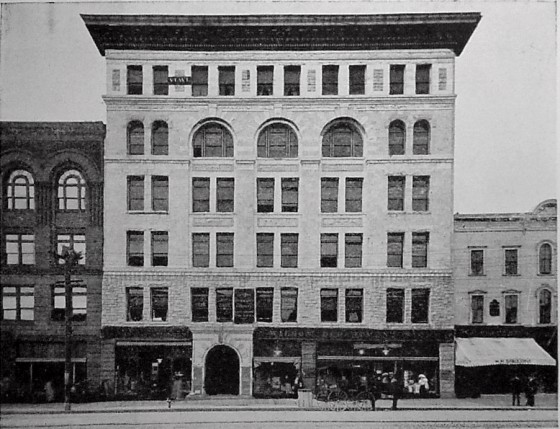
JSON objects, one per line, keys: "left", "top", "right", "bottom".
{"left": 322, "top": 65, "right": 339, "bottom": 95}
{"left": 284, "top": 66, "right": 300, "bottom": 96}
{"left": 539, "top": 289, "right": 552, "bottom": 324}
{"left": 505, "top": 294, "right": 518, "bottom": 324}
{"left": 127, "top": 121, "right": 144, "bottom": 155}
{"left": 388, "top": 120, "right": 405, "bottom": 155}
{"left": 126, "top": 287, "right": 143, "bottom": 321}
{"left": 471, "top": 295, "right": 484, "bottom": 324}
{"left": 256, "top": 287, "right": 274, "bottom": 322}
{"left": 505, "top": 249, "right": 518, "bottom": 275}
{"left": 127, "top": 231, "right": 144, "bottom": 267}
{"left": 345, "top": 234, "right": 362, "bottom": 268}
{"left": 471, "top": 250, "right": 484, "bottom": 275}
{"left": 489, "top": 299, "right": 500, "bottom": 317}
{"left": 411, "top": 288, "right": 429, "bottom": 323}
{"left": 322, "top": 123, "right": 363, "bottom": 157}
{"left": 387, "top": 233, "right": 404, "bottom": 268}
{"left": 151, "top": 287, "right": 168, "bottom": 321}
{"left": 192, "top": 178, "right": 210, "bottom": 212}
{"left": 192, "top": 66, "right": 208, "bottom": 97}
{"left": 216, "top": 288, "right": 233, "bottom": 322}
{"left": 151, "top": 231, "right": 168, "bottom": 267}
{"left": 52, "top": 284, "right": 87, "bottom": 322}
{"left": 257, "top": 66, "right": 274, "bottom": 96}
{"left": 389, "top": 65, "right": 405, "bottom": 95}
{"left": 539, "top": 244, "right": 552, "bottom": 275}
{"left": 257, "top": 233, "right": 274, "bottom": 268}
{"left": 216, "top": 233, "right": 234, "bottom": 267}
{"left": 152, "top": 121, "right": 169, "bottom": 155}
{"left": 320, "top": 289, "right": 338, "bottom": 322}
{"left": 412, "top": 232, "right": 429, "bottom": 268}
{"left": 388, "top": 176, "right": 405, "bottom": 211}
{"left": 127, "top": 65, "right": 143, "bottom": 95}
{"left": 416, "top": 64, "right": 431, "bottom": 95}
{"left": 281, "top": 178, "right": 298, "bottom": 212}
{"left": 234, "top": 289, "right": 255, "bottom": 324}
{"left": 321, "top": 233, "right": 338, "bottom": 268}
{"left": 281, "top": 287, "right": 298, "bottom": 322}
{"left": 153, "top": 66, "right": 169, "bottom": 95}
{"left": 152, "top": 176, "right": 168, "bottom": 212}
{"left": 192, "top": 233, "right": 209, "bottom": 268}
{"left": 345, "top": 289, "right": 363, "bottom": 323}
{"left": 257, "top": 178, "right": 274, "bottom": 213}
{"left": 193, "top": 123, "right": 233, "bottom": 157}
{"left": 219, "top": 66, "right": 235, "bottom": 96}
{"left": 413, "top": 120, "right": 430, "bottom": 155}
{"left": 345, "top": 178, "right": 362, "bottom": 212}
{"left": 217, "top": 178, "right": 234, "bottom": 212}
{"left": 1, "top": 285, "right": 34, "bottom": 321}
{"left": 386, "top": 288, "right": 404, "bottom": 323}
{"left": 412, "top": 176, "right": 430, "bottom": 212}
{"left": 321, "top": 178, "right": 338, "bottom": 213}
{"left": 281, "top": 234, "right": 298, "bottom": 268}
{"left": 349, "top": 65, "right": 366, "bottom": 95}
{"left": 191, "top": 288, "right": 209, "bottom": 322}
{"left": 257, "top": 124, "right": 298, "bottom": 158}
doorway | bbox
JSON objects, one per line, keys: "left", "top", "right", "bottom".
{"left": 204, "top": 345, "right": 239, "bottom": 395}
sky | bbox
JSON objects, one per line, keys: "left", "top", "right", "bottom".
{"left": 0, "top": 0, "right": 556, "bottom": 214}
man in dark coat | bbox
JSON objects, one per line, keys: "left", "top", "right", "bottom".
{"left": 525, "top": 375, "right": 538, "bottom": 407}
{"left": 510, "top": 374, "right": 522, "bottom": 406}
{"left": 390, "top": 376, "right": 401, "bottom": 410}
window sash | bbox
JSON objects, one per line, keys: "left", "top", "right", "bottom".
{"left": 281, "top": 234, "right": 298, "bottom": 268}
{"left": 191, "top": 288, "right": 209, "bottom": 322}
{"left": 387, "top": 233, "right": 404, "bottom": 268}
{"left": 257, "top": 233, "right": 274, "bottom": 268}
{"left": 192, "top": 66, "right": 209, "bottom": 96}
{"left": 219, "top": 66, "right": 235, "bottom": 96}
{"left": 151, "top": 288, "right": 168, "bottom": 321}
{"left": 322, "top": 65, "right": 339, "bottom": 95}
{"left": 539, "top": 290, "right": 552, "bottom": 324}
{"left": 411, "top": 288, "right": 430, "bottom": 323}
{"left": 52, "top": 285, "right": 87, "bottom": 321}
{"left": 152, "top": 121, "right": 168, "bottom": 155}
{"left": 151, "top": 176, "right": 169, "bottom": 212}
{"left": 504, "top": 294, "right": 518, "bottom": 324}
{"left": 471, "top": 295, "right": 484, "bottom": 324}
{"left": 257, "top": 178, "right": 275, "bottom": 212}
{"left": 192, "top": 178, "right": 210, "bottom": 212}
{"left": 320, "top": 289, "right": 338, "bottom": 322}
{"left": 345, "top": 234, "right": 362, "bottom": 268}
{"left": 280, "top": 287, "right": 298, "bottom": 322}
{"left": 386, "top": 288, "right": 404, "bottom": 323}
{"left": 281, "top": 178, "right": 298, "bottom": 212}
{"left": 321, "top": 178, "right": 338, "bottom": 213}
{"left": 349, "top": 65, "right": 366, "bottom": 95}
{"left": 257, "top": 66, "right": 274, "bottom": 96}
{"left": 322, "top": 125, "right": 363, "bottom": 157}
{"left": 192, "top": 233, "right": 210, "bottom": 267}
{"left": 321, "top": 233, "right": 338, "bottom": 268}
{"left": 389, "top": 65, "right": 405, "bottom": 95}
{"left": 216, "top": 178, "right": 235, "bottom": 212}
{"left": 505, "top": 249, "right": 518, "bottom": 275}
{"left": 345, "top": 289, "right": 363, "bottom": 323}
{"left": 153, "top": 66, "right": 169, "bottom": 96}
{"left": 539, "top": 244, "right": 552, "bottom": 274}
{"left": 388, "top": 176, "right": 405, "bottom": 211}
{"left": 127, "top": 176, "right": 144, "bottom": 211}
{"left": 151, "top": 232, "right": 168, "bottom": 266}
{"left": 256, "top": 287, "right": 274, "bottom": 322}
{"left": 284, "top": 66, "right": 300, "bottom": 96}
{"left": 7, "top": 171, "right": 35, "bottom": 210}
{"left": 216, "top": 233, "right": 234, "bottom": 267}
{"left": 127, "top": 65, "right": 143, "bottom": 95}
{"left": 413, "top": 121, "right": 430, "bottom": 155}
{"left": 388, "top": 122, "right": 405, "bottom": 155}
{"left": 416, "top": 64, "right": 431, "bottom": 95}
{"left": 1, "top": 286, "right": 34, "bottom": 321}
{"left": 345, "top": 178, "right": 362, "bottom": 212}
{"left": 470, "top": 250, "right": 484, "bottom": 275}
{"left": 412, "top": 176, "right": 430, "bottom": 212}
{"left": 56, "top": 234, "right": 86, "bottom": 265}
{"left": 127, "top": 287, "right": 143, "bottom": 321}
{"left": 127, "top": 232, "right": 144, "bottom": 266}
{"left": 216, "top": 288, "right": 234, "bottom": 322}
{"left": 5, "top": 234, "right": 35, "bottom": 265}
{"left": 127, "top": 122, "right": 144, "bottom": 155}
{"left": 193, "top": 125, "right": 233, "bottom": 158}
{"left": 258, "top": 125, "right": 298, "bottom": 158}
{"left": 412, "top": 232, "right": 429, "bottom": 268}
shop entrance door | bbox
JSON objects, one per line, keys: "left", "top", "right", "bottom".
{"left": 204, "top": 345, "right": 239, "bottom": 395}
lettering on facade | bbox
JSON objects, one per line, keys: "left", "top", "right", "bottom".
{"left": 168, "top": 76, "right": 192, "bottom": 85}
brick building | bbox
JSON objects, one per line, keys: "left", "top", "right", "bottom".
{"left": 83, "top": 13, "right": 480, "bottom": 399}
{"left": 453, "top": 200, "right": 557, "bottom": 395}
{"left": 0, "top": 122, "right": 105, "bottom": 401}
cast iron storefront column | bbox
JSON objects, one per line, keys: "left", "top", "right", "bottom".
{"left": 301, "top": 341, "right": 316, "bottom": 390}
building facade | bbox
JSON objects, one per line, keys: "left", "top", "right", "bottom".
{"left": 453, "top": 200, "right": 557, "bottom": 395}
{"left": 0, "top": 122, "right": 105, "bottom": 401}
{"left": 83, "top": 13, "right": 480, "bottom": 399}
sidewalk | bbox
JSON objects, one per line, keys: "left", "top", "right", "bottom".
{"left": 1, "top": 393, "right": 557, "bottom": 414}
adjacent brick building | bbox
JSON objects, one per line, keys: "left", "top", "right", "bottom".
{"left": 0, "top": 122, "right": 105, "bottom": 401}
{"left": 83, "top": 13, "right": 480, "bottom": 398}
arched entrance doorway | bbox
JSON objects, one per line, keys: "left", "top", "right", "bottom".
{"left": 204, "top": 345, "right": 239, "bottom": 395}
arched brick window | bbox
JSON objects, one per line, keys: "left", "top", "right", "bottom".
{"left": 193, "top": 123, "right": 233, "bottom": 158}
{"left": 152, "top": 121, "right": 168, "bottom": 155}
{"left": 58, "top": 170, "right": 86, "bottom": 211}
{"left": 127, "top": 121, "right": 144, "bottom": 155}
{"left": 413, "top": 120, "right": 430, "bottom": 155}
{"left": 539, "top": 243, "right": 552, "bottom": 275}
{"left": 6, "top": 170, "right": 35, "bottom": 210}
{"left": 322, "top": 121, "right": 363, "bottom": 157}
{"left": 257, "top": 123, "right": 298, "bottom": 158}
{"left": 388, "top": 120, "right": 405, "bottom": 155}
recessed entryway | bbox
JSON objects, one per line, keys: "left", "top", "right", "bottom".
{"left": 204, "top": 345, "right": 240, "bottom": 395}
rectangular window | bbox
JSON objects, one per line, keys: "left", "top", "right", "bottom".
{"left": 387, "top": 233, "right": 404, "bottom": 268}
{"left": 216, "top": 178, "right": 235, "bottom": 212}
{"left": 321, "top": 233, "right": 338, "bottom": 268}
{"left": 505, "top": 249, "right": 519, "bottom": 275}
{"left": 412, "top": 176, "right": 430, "bottom": 212}
{"left": 345, "top": 289, "right": 363, "bottom": 323}
{"left": 322, "top": 65, "right": 339, "bottom": 95}
{"left": 191, "top": 288, "right": 209, "bottom": 322}
{"left": 389, "top": 65, "right": 405, "bottom": 95}
{"left": 284, "top": 66, "right": 300, "bottom": 96}
{"left": 256, "top": 287, "right": 273, "bottom": 322}
{"left": 388, "top": 176, "right": 405, "bottom": 211}
{"left": 471, "top": 295, "right": 484, "bottom": 324}
{"left": 57, "top": 234, "right": 86, "bottom": 265}
{"left": 234, "top": 289, "right": 255, "bottom": 324}
{"left": 281, "top": 287, "right": 298, "bottom": 322}
{"left": 52, "top": 284, "right": 87, "bottom": 322}
{"left": 219, "top": 66, "right": 235, "bottom": 96}
{"left": 216, "top": 288, "right": 233, "bottom": 322}
{"left": 151, "top": 287, "right": 168, "bottom": 321}
{"left": 470, "top": 250, "right": 484, "bottom": 275}
{"left": 412, "top": 232, "right": 429, "bottom": 268}
{"left": 216, "top": 233, "right": 234, "bottom": 267}
{"left": 281, "top": 233, "right": 298, "bottom": 268}
{"left": 321, "top": 178, "right": 338, "bottom": 213}
{"left": 257, "top": 66, "right": 274, "bottom": 96}
{"left": 281, "top": 178, "right": 298, "bottom": 213}
{"left": 320, "top": 289, "right": 338, "bottom": 322}
{"left": 127, "top": 65, "right": 143, "bottom": 95}
{"left": 1, "top": 286, "right": 34, "bottom": 321}
{"left": 257, "top": 233, "right": 274, "bottom": 268}
{"left": 192, "top": 178, "right": 210, "bottom": 212}
{"left": 5, "top": 234, "right": 35, "bottom": 265}
{"left": 127, "top": 176, "right": 144, "bottom": 211}
{"left": 416, "top": 64, "right": 431, "bottom": 95}
{"left": 192, "top": 66, "right": 208, "bottom": 97}
{"left": 151, "top": 231, "right": 168, "bottom": 267}
{"left": 345, "top": 234, "right": 362, "bottom": 268}
{"left": 152, "top": 176, "right": 169, "bottom": 212}
{"left": 411, "top": 288, "right": 430, "bottom": 323}
{"left": 257, "top": 178, "right": 274, "bottom": 213}
{"left": 192, "top": 233, "right": 210, "bottom": 268}
{"left": 126, "top": 287, "right": 143, "bottom": 321}
{"left": 505, "top": 294, "right": 518, "bottom": 324}
{"left": 345, "top": 178, "right": 362, "bottom": 212}
{"left": 349, "top": 65, "right": 366, "bottom": 95}
{"left": 153, "top": 66, "right": 169, "bottom": 95}
{"left": 386, "top": 288, "right": 404, "bottom": 323}
{"left": 127, "top": 231, "right": 144, "bottom": 267}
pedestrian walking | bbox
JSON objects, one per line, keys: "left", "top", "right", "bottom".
{"left": 525, "top": 375, "right": 538, "bottom": 407}
{"left": 510, "top": 374, "right": 522, "bottom": 406}
{"left": 390, "top": 376, "right": 401, "bottom": 410}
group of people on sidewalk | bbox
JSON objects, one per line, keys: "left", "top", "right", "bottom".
{"left": 510, "top": 374, "right": 539, "bottom": 407}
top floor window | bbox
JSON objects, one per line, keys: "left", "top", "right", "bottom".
{"left": 153, "top": 66, "right": 168, "bottom": 96}
{"left": 257, "top": 123, "right": 298, "bottom": 158}
{"left": 539, "top": 243, "right": 552, "bottom": 275}
{"left": 388, "top": 120, "right": 405, "bottom": 155}
{"left": 219, "top": 66, "right": 235, "bottom": 96}
{"left": 413, "top": 120, "right": 430, "bottom": 155}
{"left": 127, "top": 121, "right": 144, "bottom": 155}
{"left": 284, "top": 66, "right": 300, "bottom": 96}
{"left": 389, "top": 65, "right": 405, "bottom": 95}
{"left": 470, "top": 249, "right": 484, "bottom": 276}
{"left": 192, "top": 66, "right": 208, "bottom": 97}
{"left": 504, "top": 249, "right": 519, "bottom": 275}
{"left": 322, "top": 122, "right": 363, "bottom": 157}
{"left": 58, "top": 170, "right": 86, "bottom": 211}
{"left": 193, "top": 123, "right": 233, "bottom": 157}
{"left": 257, "top": 66, "right": 274, "bottom": 96}
{"left": 322, "top": 65, "right": 339, "bottom": 95}
{"left": 6, "top": 170, "right": 35, "bottom": 210}
{"left": 127, "top": 65, "right": 143, "bottom": 95}
{"left": 416, "top": 64, "right": 431, "bottom": 95}
{"left": 349, "top": 65, "right": 366, "bottom": 95}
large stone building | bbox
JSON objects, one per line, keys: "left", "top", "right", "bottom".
{"left": 453, "top": 200, "right": 557, "bottom": 395}
{"left": 83, "top": 13, "right": 480, "bottom": 398}
{"left": 0, "top": 122, "right": 105, "bottom": 401}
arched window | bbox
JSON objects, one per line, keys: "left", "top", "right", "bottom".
{"left": 413, "top": 120, "right": 430, "bottom": 155}
{"left": 193, "top": 123, "right": 234, "bottom": 158}
{"left": 538, "top": 289, "right": 552, "bottom": 324}
{"left": 58, "top": 170, "right": 86, "bottom": 211}
{"left": 6, "top": 170, "right": 35, "bottom": 210}
{"left": 322, "top": 122, "right": 363, "bottom": 157}
{"left": 152, "top": 121, "right": 168, "bottom": 155}
{"left": 388, "top": 120, "right": 405, "bottom": 155}
{"left": 539, "top": 243, "right": 552, "bottom": 275}
{"left": 257, "top": 123, "right": 298, "bottom": 158}
{"left": 127, "top": 121, "right": 144, "bottom": 155}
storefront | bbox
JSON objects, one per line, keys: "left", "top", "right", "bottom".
{"left": 253, "top": 340, "right": 302, "bottom": 398}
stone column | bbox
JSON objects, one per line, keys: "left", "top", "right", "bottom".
{"left": 301, "top": 341, "right": 317, "bottom": 390}
{"left": 439, "top": 342, "right": 455, "bottom": 397}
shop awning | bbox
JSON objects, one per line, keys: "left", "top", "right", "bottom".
{"left": 455, "top": 337, "right": 556, "bottom": 367}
